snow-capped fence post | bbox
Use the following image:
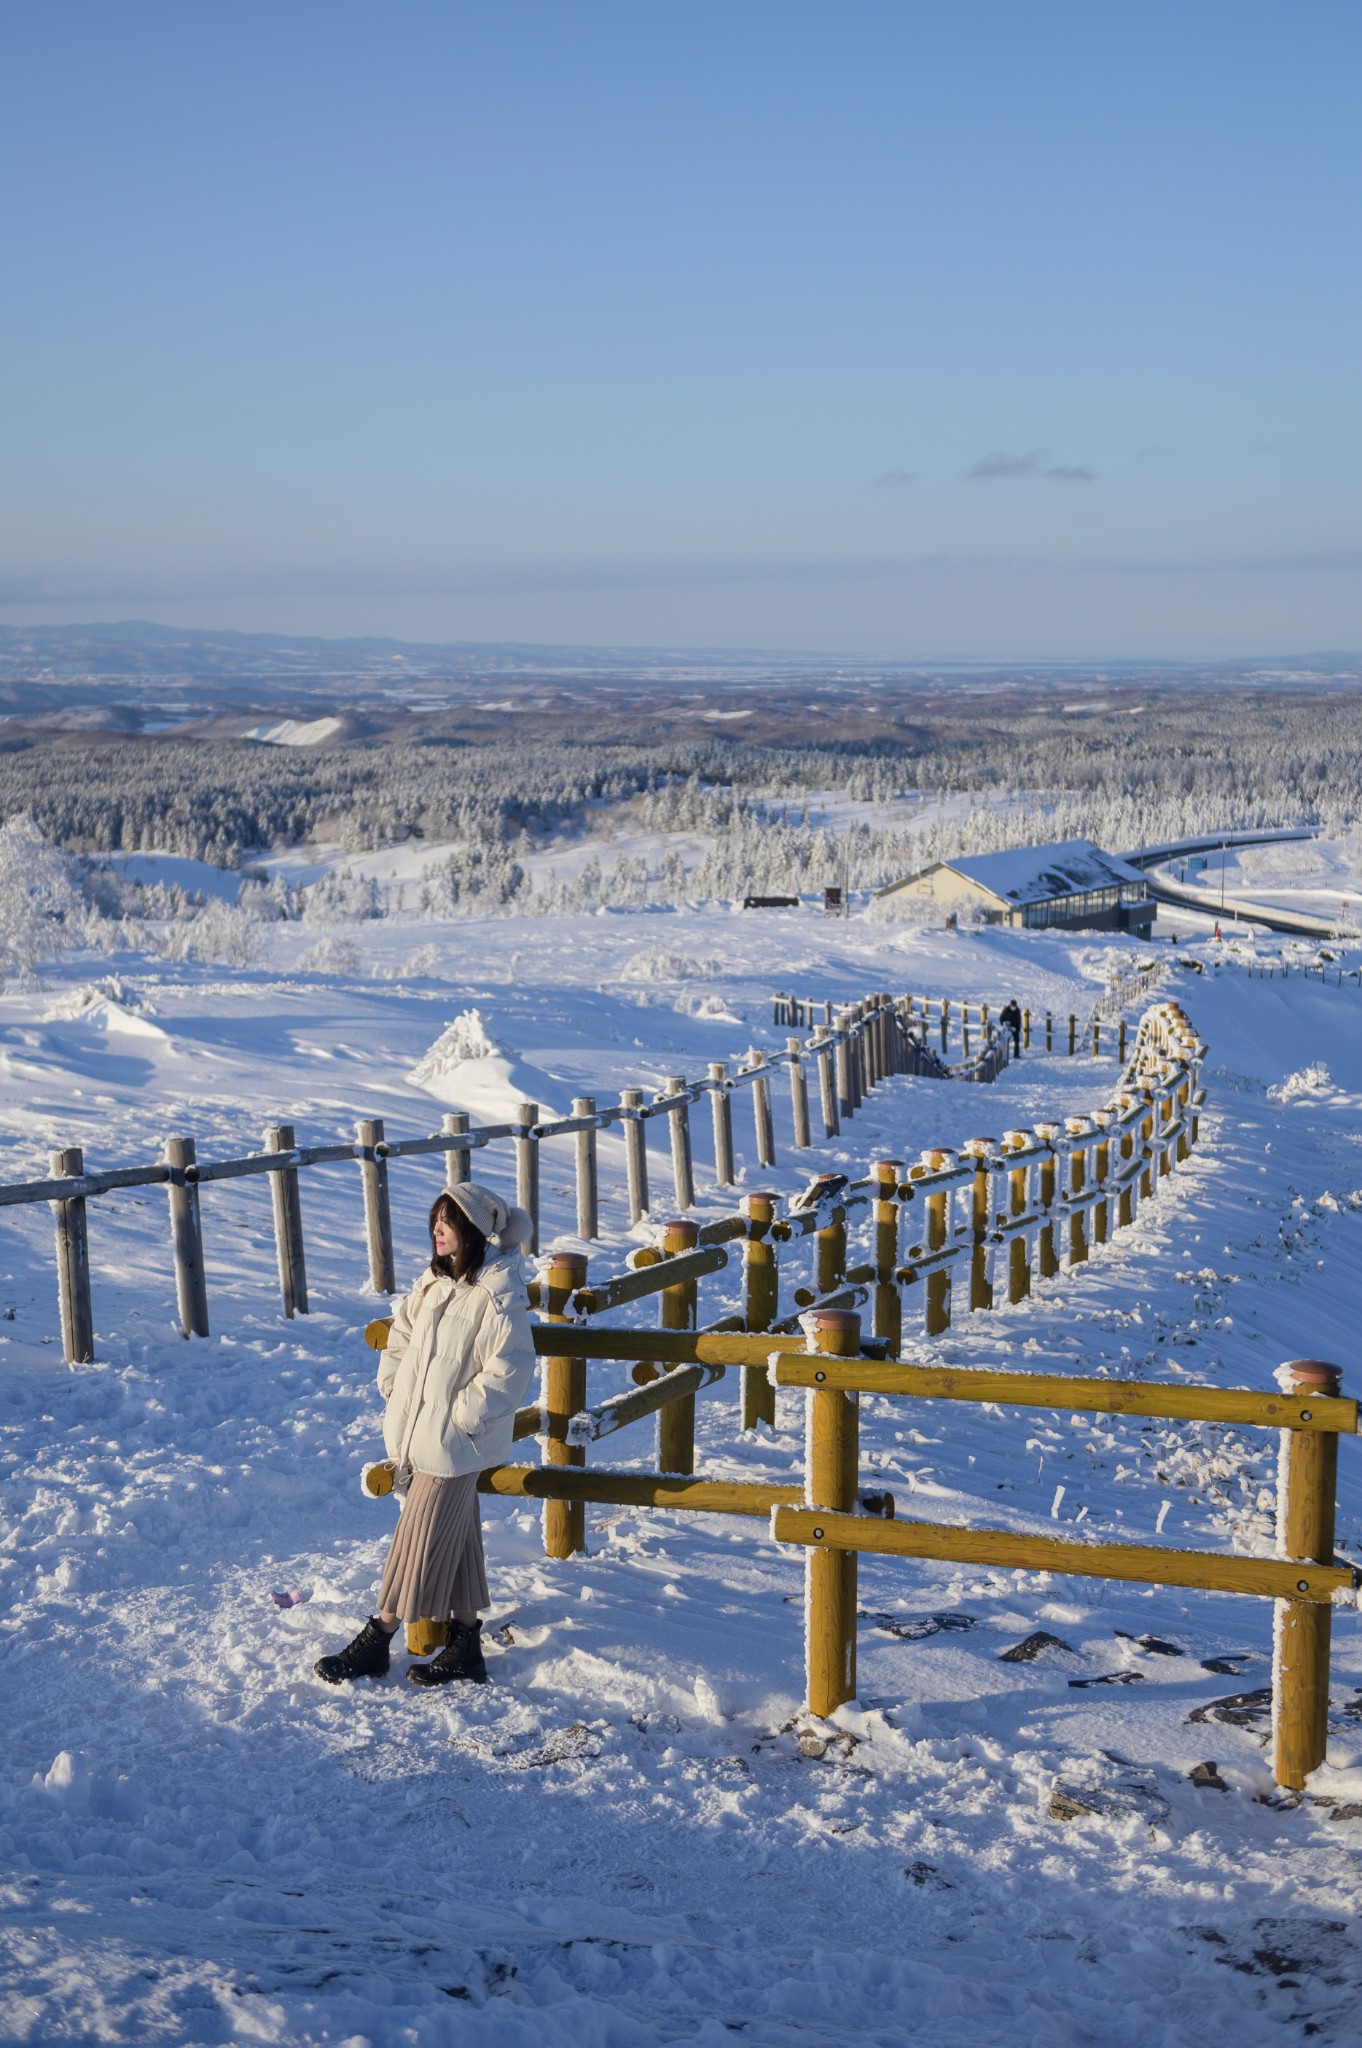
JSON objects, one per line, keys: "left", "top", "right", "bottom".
{"left": 812, "top": 1027, "right": 840, "bottom": 1138}
{"left": 746, "top": 1051, "right": 776, "bottom": 1168}
{"left": 741, "top": 1192, "right": 779, "bottom": 1428}
{"left": 1068, "top": 1013, "right": 1077, "bottom": 1056}
{"left": 1066, "top": 1119, "right": 1091, "bottom": 1265}
{"left": 1034, "top": 1125, "right": 1061, "bottom": 1279}
{"left": 787, "top": 1038, "right": 812, "bottom": 1149}
{"left": 708, "top": 1064, "right": 735, "bottom": 1186}
{"left": 1273, "top": 1359, "right": 1344, "bottom": 1791}
{"left": 541, "top": 1251, "right": 588, "bottom": 1559}
{"left": 962, "top": 1140, "right": 993, "bottom": 1310}
{"left": 1002, "top": 1131, "right": 1032, "bottom": 1302}
{"left": 1134, "top": 1091, "right": 1153, "bottom": 1202}
{"left": 1116, "top": 1098, "right": 1137, "bottom": 1228}
{"left": 805, "top": 1308, "right": 861, "bottom": 1718}
{"left": 355, "top": 1119, "right": 396, "bottom": 1297}
{"left": 940, "top": 998, "right": 949, "bottom": 1056}
{"left": 872, "top": 1160, "right": 902, "bottom": 1354}
{"left": 49, "top": 1146, "right": 94, "bottom": 1364}
{"left": 572, "top": 1097, "right": 599, "bottom": 1239}
{"left": 658, "top": 1219, "right": 700, "bottom": 1474}
{"left": 620, "top": 1089, "right": 648, "bottom": 1223}
{"left": 442, "top": 1111, "right": 471, "bottom": 1190}
{"left": 834, "top": 1016, "right": 854, "bottom": 1121}
{"left": 1091, "top": 1111, "right": 1112, "bottom": 1245}
{"left": 921, "top": 1148, "right": 954, "bottom": 1334}
{"left": 264, "top": 1124, "right": 308, "bottom": 1319}
{"left": 515, "top": 1102, "right": 540, "bottom": 1253}
{"left": 165, "top": 1135, "right": 210, "bottom": 1337}
{"left": 662, "top": 1077, "right": 695, "bottom": 1211}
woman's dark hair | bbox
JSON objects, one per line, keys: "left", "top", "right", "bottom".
{"left": 428, "top": 1193, "right": 487, "bottom": 1283}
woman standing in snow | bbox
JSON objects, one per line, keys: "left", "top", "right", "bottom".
{"left": 315, "top": 1183, "right": 536, "bottom": 1689}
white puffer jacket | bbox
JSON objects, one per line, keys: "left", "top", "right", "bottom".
{"left": 378, "top": 1253, "right": 536, "bottom": 1480}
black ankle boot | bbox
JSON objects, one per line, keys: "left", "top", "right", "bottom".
{"left": 314, "top": 1616, "right": 393, "bottom": 1684}
{"left": 407, "top": 1620, "right": 487, "bottom": 1687}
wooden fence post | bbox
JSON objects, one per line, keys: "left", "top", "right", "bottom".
{"left": 354, "top": 1119, "right": 396, "bottom": 1296}
{"left": 871, "top": 1160, "right": 902, "bottom": 1355}
{"left": 940, "top": 998, "right": 949, "bottom": 1056}
{"left": 1034, "top": 1124, "right": 1061, "bottom": 1279}
{"left": 49, "top": 1146, "right": 94, "bottom": 1364}
{"left": 442, "top": 1110, "right": 471, "bottom": 1190}
{"left": 1273, "top": 1360, "right": 1343, "bottom": 1790}
{"left": 541, "top": 1251, "right": 588, "bottom": 1559}
{"left": 1003, "top": 1130, "right": 1032, "bottom": 1302}
{"left": 1091, "top": 1111, "right": 1112, "bottom": 1245}
{"left": 1068, "top": 1013, "right": 1076, "bottom": 1056}
{"left": 620, "top": 1088, "right": 648, "bottom": 1223}
{"left": 658, "top": 1220, "right": 699, "bottom": 1472}
{"left": 1092, "top": 1017, "right": 1101, "bottom": 1058}
{"left": 1116, "top": 1096, "right": 1137, "bottom": 1227}
{"left": 573, "top": 1097, "right": 599, "bottom": 1239}
{"left": 1066, "top": 1118, "right": 1091, "bottom": 1265}
{"left": 787, "top": 1037, "right": 812, "bottom": 1148}
{"left": 806, "top": 1309, "right": 861, "bottom": 1719}
{"left": 1045, "top": 1010, "right": 1052, "bottom": 1052}
{"left": 663, "top": 1077, "right": 695, "bottom": 1210}
{"left": 1118, "top": 1018, "right": 1127, "bottom": 1064}
{"left": 747, "top": 1051, "right": 776, "bottom": 1167}
{"left": 963, "top": 1139, "right": 994, "bottom": 1310}
{"left": 816, "top": 1195, "right": 846, "bottom": 1296}
{"left": 165, "top": 1135, "right": 210, "bottom": 1336}
{"left": 835, "top": 1017, "right": 854, "bottom": 1120}
{"left": 264, "top": 1124, "right": 308, "bottom": 1319}
{"left": 741, "top": 1191, "right": 779, "bottom": 1427}
{"left": 708, "top": 1064, "right": 735, "bottom": 1186}
{"left": 813, "top": 1027, "right": 840, "bottom": 1138}
{"left": 1023, "top": 1007, "right": 1031, "bottom": 1049}
{"left": 921, "top": 1148, "right": 954, "bottom": 1334}
{"left": 515, "top": 1101, "right": 540, "bottom": 1253}
{"left": 1139, "top": 1091, "right": 1156, "bottom": 1201}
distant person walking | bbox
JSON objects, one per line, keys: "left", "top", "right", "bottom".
{"left": 314, "top": 1184, "right": 536, "bottom": 1690}
{"left": 999, "top": 997, "right": 1022, "bottom": 1056}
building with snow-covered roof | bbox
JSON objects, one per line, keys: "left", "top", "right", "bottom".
{"left": 877, "top": 838, "right": 1156, "bottom": 935}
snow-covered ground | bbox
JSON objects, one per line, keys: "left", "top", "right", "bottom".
{"left": 2, "top": 898, "right": 1362, "bottom": 2045}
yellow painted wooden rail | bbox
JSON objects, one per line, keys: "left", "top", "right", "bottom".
{"left": 768, "top": 1318, "right": 1355, "bottom": 1794}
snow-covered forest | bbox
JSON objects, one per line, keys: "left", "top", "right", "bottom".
{"left": 2, "top": 686, "right": 1361, "bottom": 940}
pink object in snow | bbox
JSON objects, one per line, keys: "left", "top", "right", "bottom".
{"left": 270, "top": 1587, "right": 312, "bottom": 1608}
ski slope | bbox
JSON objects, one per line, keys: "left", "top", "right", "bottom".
{"left": 2, "top": 904, "right": 1361, "bottom": 2045}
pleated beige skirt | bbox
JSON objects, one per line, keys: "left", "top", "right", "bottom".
{"left": 376, "top": 1472, "right": 489, "bottom": 1622}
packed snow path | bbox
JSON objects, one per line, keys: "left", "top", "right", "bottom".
{"left": 2, "top": 913, "right": 1361, "bottom": 2044}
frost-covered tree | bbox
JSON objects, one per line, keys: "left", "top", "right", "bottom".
{"left": 0, "top": 814, "right": 82, "bottom": 982}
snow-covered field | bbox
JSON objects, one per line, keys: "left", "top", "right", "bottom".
{"left": 3, "top": 893, "right": 1362, "bottom": 2045}
{"left": 1157, "top": 836, "right": 1362, "bottom": 932}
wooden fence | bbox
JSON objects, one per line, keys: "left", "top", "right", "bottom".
{"left": 358, "top": 1002, "right": 1360, "bottom": 1786}
{"left": 5, "top": 986, "right": 1007, "bottom": 1364}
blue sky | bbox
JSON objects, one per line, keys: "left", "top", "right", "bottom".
{"left": 1, "top": 1, "right": 1358, "bottom": 657}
